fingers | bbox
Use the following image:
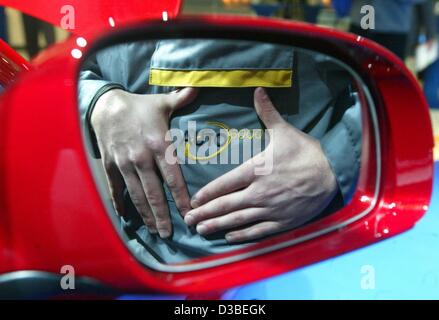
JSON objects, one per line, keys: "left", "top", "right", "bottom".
{"left": 165, "top": 87, "right": 199, "bottom": 113}
{"left": 185, "top": 190, "right": 249, "bottom": 226}
{"left": 155, "top": 152, "right": 192, "bottom": 217}
{"left": 115, "top": 161, "right": 159, "bottom": 235}
{"left": 102, "top": 161, "right": 126, "bottom": 217}
{"left": 225, "top": 221, "right": 284, "bottom": 243}
{"left": 94, "top": 88, "right": 200, "bottom": 240}
{"left": 134, "top": 162, "right": 173, "bottom": 239}
{"left": 254, "top": 87, "right": 285, "bottom": 129}
{"left": 191, "top": 161, "right": 255, "bottom": 208}
{"left": 194, "top": 208, "right": 266, "bottom": 236}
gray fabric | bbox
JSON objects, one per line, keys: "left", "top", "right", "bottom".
{"left": 78, "top": 40, "right": 361, "bottom": 264}
{"left": 350, "top": 0, "right": 415, "bottom": 33}
{"left": 124, "top": 190, "right": 249, "bottom": 264}
{"left": 321, "top": 97, "right": 361, "bottom": 203}
{"left": 151, "top": 39, "right": 294, "bottom": 70}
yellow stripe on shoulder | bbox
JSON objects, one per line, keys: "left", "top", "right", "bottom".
{"left": 149, "top": 69, "right": 292, "bottom": 88}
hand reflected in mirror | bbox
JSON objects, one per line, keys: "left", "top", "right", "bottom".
{"left": 91, "top": 87, "right": 198, "bottom": 238}
{"left": 185, "top": 87, "right": 338, "bottom": 243}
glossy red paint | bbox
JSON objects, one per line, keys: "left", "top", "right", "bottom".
{"left": 0, "top": 16, "right": 433, "bottom": 294}
{"left": 0, "top": 0, "right": 183, "bottom": 35}
{"left": 0, "top": 39, "right": 29, "bottom": 87}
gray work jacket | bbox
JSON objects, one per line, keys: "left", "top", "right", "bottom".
{"left": 79, "top": 40, "right": 361, "bottom": 263}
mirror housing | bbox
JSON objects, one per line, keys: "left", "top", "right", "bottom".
{"left": 0, "top": 39, "right": 29, "bottom": 87}
{"left": 0, "top": 16, "right": 433, "bottom": 294}
{"left": 0, "top": 0, "right": 183, "bottom": 35}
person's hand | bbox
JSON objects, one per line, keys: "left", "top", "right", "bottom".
{"left": 91, "top": 87, "right": 198, "bottom": 238}
{"left": 184, "top": 87, "right": 338, "bottom": 243}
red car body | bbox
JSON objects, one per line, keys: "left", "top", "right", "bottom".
{"left": 0, "top": 1, "right": 434, "bottom": 295}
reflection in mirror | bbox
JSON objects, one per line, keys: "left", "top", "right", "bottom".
{"left": 78, "top": 38, "right": 363, "bottom": 268}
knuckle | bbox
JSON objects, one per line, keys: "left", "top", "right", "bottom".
{"left": 130, "top": 151, "right": 150, "bottom": 168}
{"left": 155, "top": 218, "right": 170, "bottom": 230}
{"left": 228, "top": 232, "right": 243, "bottom": 242}
{"left": 131, "top": 198, "right": 145, "bottom": 212}
{"left": 218, "top": 201, "right": 228, "bottom": 213}
{"left": 144, "top": 218, "right": 156, "bottom": 228}
{"left": 117, "top": 158, "right": 132, "bottom": 173}
{"left": 246, "top": 164, "right": 257, "bottom": 179}
{"left": 194, "top": 211, "right": 206, "bottom": 221}
{"left": 165, "top": 172, "right": 179, "bottom": 189}
{"left": 145, "top": 190, "right": 163, "bottom": 208}
{"left": 250, "top": 188, "right": 266, "bottom": 205}
{"left": 260, "top": 107, "right": 273, "bottom": 119}
{"left": 128, "top": 191, "right": 143, "bottom": 204}
{"left": 145, "top": 135, "right": 165, "bottom": 153}
{"left": 233, "top": 213, "right": 246, "bottom": 226}
{"left": 208, "top": 200, "right": 225, "bottom": 214}
{"left": 142, "top": 215, "right": 153, "bottom": 224}
{"left": 207, "top": 219, "right": 217, "bottom": 228}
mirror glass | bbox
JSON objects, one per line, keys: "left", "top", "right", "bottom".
{"left": 78, "top": 38, "right": 366, "bottom": 269}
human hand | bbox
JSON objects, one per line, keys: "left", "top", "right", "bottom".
{"left": 184, "top": 87, "right": 338, "bottom": 243}
{"left": 91, "top": 87, "right": 198, "bottom": 238}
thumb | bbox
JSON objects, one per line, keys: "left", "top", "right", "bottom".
{"left": 166, "top": 87, "right": 199, "bottom": 112}
{"left": 254, "top": 87, "right": 285, "bottom": 129}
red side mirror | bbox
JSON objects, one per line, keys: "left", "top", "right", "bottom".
{"left": 0, "top": 16, "right": 433, "bottom": 295}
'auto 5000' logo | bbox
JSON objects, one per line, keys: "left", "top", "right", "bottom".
{"left": 184, "top": 121, "right": 264, "bottom": 162}
{"left": 165, "top": 120, "right": 272, "bottom": 175}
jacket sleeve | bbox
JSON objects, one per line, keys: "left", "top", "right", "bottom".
{"left": 78, "top": 54, "right": 125, "bottom": 158}
{"left": 310, "top": 54, "right": 362, "bottom": 205}
{"left": 320, "top": 97, "right": 362, "bottom": 204}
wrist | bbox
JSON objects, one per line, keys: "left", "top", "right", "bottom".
{"left": 90, "top": 88, "right": 125, "bottom": 130}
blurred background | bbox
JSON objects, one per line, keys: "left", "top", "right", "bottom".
{"left": 2, "top": 0, "right": 439, "bottom": 159}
